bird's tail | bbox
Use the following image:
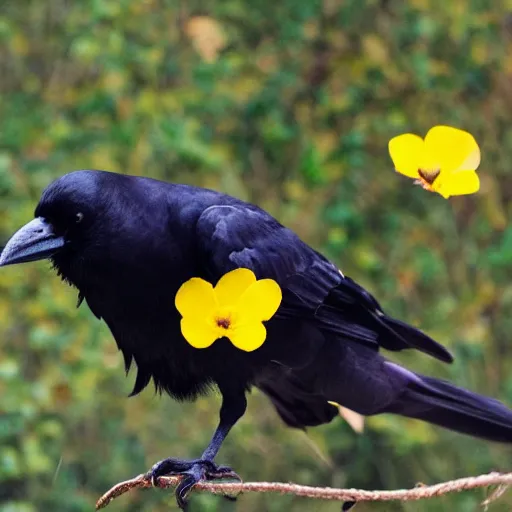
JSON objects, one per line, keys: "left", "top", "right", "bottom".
{"left": 384, "top": 363, "right": 512, "bottom": 443}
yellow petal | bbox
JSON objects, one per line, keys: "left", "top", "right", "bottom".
{"left": 424, "top": 126, "right": 480, "bottom": 174}
{"left": 388, "top": 133, "right": 425, "bottom": 178}
{"left": 215, "top": 268, "right": 256, "bottom": 307}
{"left": 229, "top": 322, "right": 267, "bottom": 352}
{"left": 436, "top": 171, "right": 480, "bottom": 199}
{"left": 175, "top": 278, "right": 218, "bottom": 318}
{"left": 180, "top": 317, "right": 219, "bottom": 349}
{"left": 235, "top": 279, "right": 282, "bottom": 322}
{"left": 458, "top": 148, "right": 481, "bottom": 172}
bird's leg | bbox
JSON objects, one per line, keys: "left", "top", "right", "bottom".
{"left": 146, "top": 389, "right": 247, "bottom": 508}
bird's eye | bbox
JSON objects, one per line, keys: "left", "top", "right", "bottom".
{"left": 75, "top": 212, "right": 84, "bottom": 224}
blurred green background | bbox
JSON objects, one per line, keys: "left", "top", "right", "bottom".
{"left": 1, "top": 1, "right": 512, "bottom": 511}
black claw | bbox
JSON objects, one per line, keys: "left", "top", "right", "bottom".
{"left": 146, "top": 457, "right": 198, "bottom": 481}
{"left": 176, "top": 474, "right": 197, "bottom": 509}
{"left": 342, "top": 501, "right": 357, "bottom": 511}
{"left": 144, "top": 457, "right": 241, "bottom": 510}
{"left": 212, "top": 464, "right": 236, "bottom": 475}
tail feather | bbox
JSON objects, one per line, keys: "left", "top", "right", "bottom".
{"left": 325, "top": 277, "right": 454, "bottom": 364}
{"left": 381, "top": 315, "right": 454, "bottom": 364}
{"left": 386, "top": 364, "right": 512, "bottom": 443}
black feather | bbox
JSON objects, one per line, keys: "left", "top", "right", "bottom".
{"left": 324, "top": 276, "right": 453, "bottom": 363}
{"left": 129, "top": 365, "right": 152, "bottom": 397}
{"left": 383, "top": 363, "right": 512, "bottom": 443}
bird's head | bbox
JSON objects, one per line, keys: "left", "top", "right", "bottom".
{"left": 0, "top": 170, "right": 113, "bottom": 284}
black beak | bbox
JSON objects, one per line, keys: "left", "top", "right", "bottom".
{"left": 0, "top": 217, "right": 65, "bottom": 267}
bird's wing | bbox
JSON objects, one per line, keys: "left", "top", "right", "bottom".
{"left": 196, "top": 204, "right": 453, "bottom": 363}
{"left": 195, "top": 204, "right": 347, "bottom": 321}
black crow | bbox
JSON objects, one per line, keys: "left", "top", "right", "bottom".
{"left": 1, "top": 170, "right": 511, "bottom": 507}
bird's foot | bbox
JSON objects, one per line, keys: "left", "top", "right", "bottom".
{"left": 145, "top": 457, "right": 241, "bottom": 508}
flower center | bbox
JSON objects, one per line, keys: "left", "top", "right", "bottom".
{"left": 216, "top": 317, "right": 231, "bottom": 330}
{"left": 415, "top": 168, "right": 441, "bottom": 191}
{"left": 418, "top": 168, "right": 440, "bottom": 185}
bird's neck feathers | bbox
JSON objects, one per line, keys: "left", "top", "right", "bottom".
{"left": 50, "top": 245, "right": 102, "bottom": 292}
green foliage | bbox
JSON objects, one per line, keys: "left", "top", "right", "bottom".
{"left": 1, "top": 0, "right": 512, "bottom": 510}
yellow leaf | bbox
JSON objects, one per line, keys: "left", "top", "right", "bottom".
{"left": 12, "top": 33, "right": 29, "bottom": 56}
{"left": 339, "top": 406, "right": 365, "bottom": 433}
{"left": 362, "top": 34, "right": 389, "bottom": 64}
{"left": 185, "top": 16, "right": 227, "bottom": 63}
{"left": 328, "top": 401, "right": 365, "bottom": 433}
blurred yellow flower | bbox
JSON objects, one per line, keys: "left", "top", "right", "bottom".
{"left": 175, "top": 268, "right": 282, "bottom": 352}
{"left": 388, "top": 125, "right": 481, "bottom": 198}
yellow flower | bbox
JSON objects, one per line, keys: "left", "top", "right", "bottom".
{"left": 175, "top": 268, "right": 282, "bottom": 352}
{"left": 388, "top": 125, "right": 481, "bottom": 198}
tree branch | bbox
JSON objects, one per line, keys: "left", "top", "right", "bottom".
{"left": 96, "top": 471, "right": 511, "bottom": 509}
